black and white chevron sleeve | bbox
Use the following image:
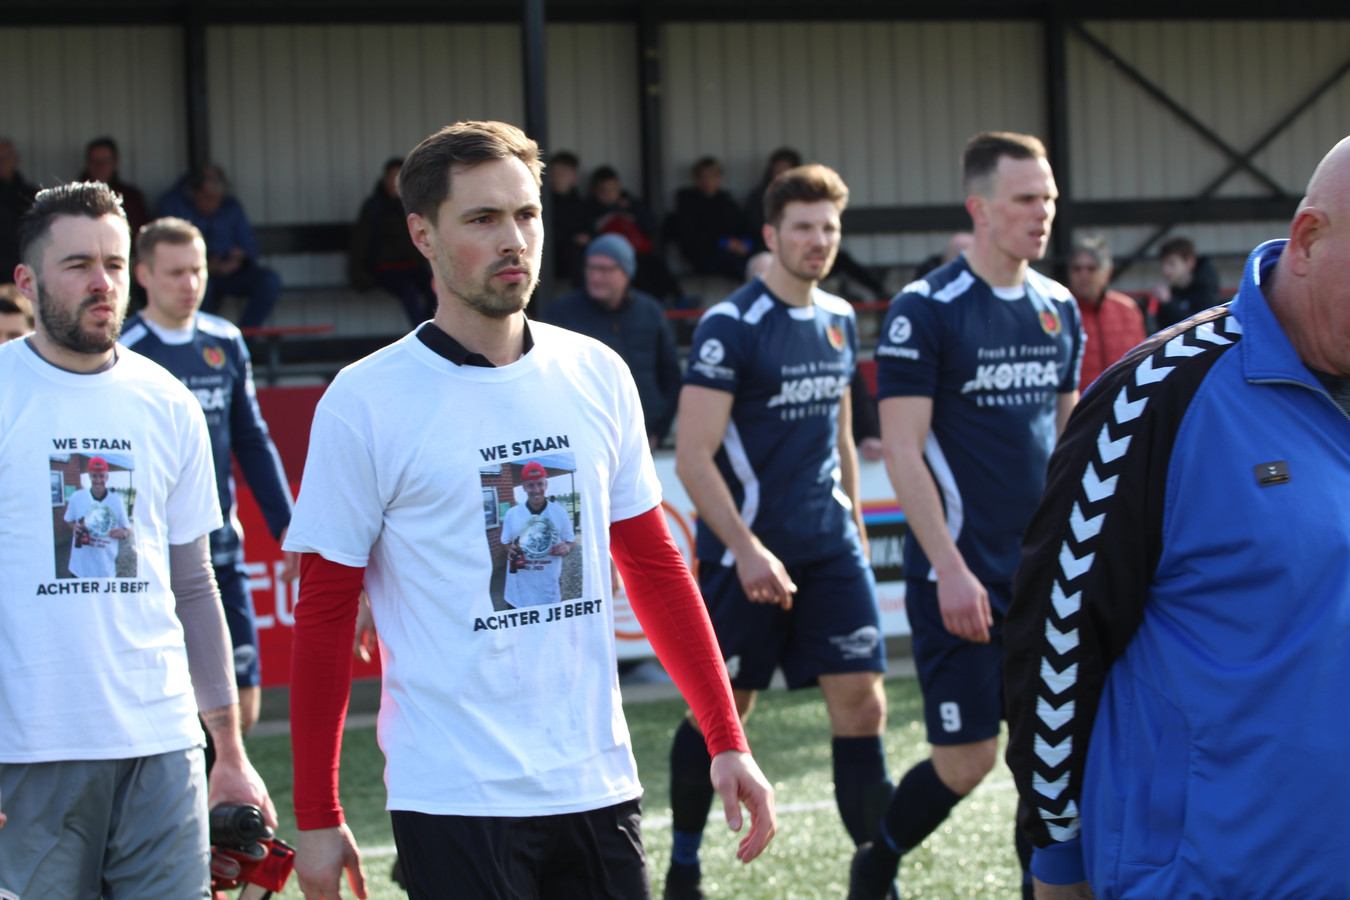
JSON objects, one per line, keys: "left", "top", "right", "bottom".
{"left": 1004, "top": 308, "right": 1243, "bottom": 849}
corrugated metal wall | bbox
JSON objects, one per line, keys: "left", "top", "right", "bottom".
{"left": 661, "top": 20, "right": 1047, "bottom": 267}
{"left": 1067, "top": 19, "right": 1350, "bottom": 288}
{"left": 204, "top": 22, "right": 639, "bottom": 286}
{"left": 0, "top": 27, "right": 185, "bottom": 200}
{"left": 3, "top": 17, "right": 1348, "bottom": 292}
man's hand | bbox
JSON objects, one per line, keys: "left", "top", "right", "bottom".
{"left": 296, "top": 825, "right": 368, "bottom": 900}
{"left": 936, "top": 565, "right": 992, "bottom": 643}
{"left": 278, "top": 528, "right": 301, "bottom": 582}
{"left": 709, "top": 751, "right": 776, "bottom": 863}
{"left": 735, "top": 544, "right": 796, "bottom": 609}
{"left": 549, "top": 541, "right": 573, "bottom": 557}
{"left": 858, "top": 436, "right": 884, "bottom": 462}
{"left": 108, "top": 526, "right": 130, "bottom": 540}
{"left": 352, "top": 592, "right": 376, "bottom": 664}
{"left": 1034, "top": 878, "right": 1094, "bottom": 899}
{"left": 208, "top": 753, "right": 278, "bottom": 829}
{"left": 0, "top": 786, "right": 7, "bottom": 830}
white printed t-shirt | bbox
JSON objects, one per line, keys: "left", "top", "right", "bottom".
{"left": 285, "top": 322, "right": 662, "bottom": 817}
{"left": 500, "top": 499, "right": 575, "bottom": 607}
{"left": 0, "top": 340, "right": 223, "bottom": 763}
{"left": 63, "top": 486, "right": 131, "bottom": 577}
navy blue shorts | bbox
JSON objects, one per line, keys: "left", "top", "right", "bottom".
{"left": 216, "top": 561, "right": 261, "bottom": 688}
{"left": 700, "top": 545, "right": 885, "bottom": 691}
{"left": 906, "top": 578, "right": 1009, "bottom": 745}
{"left": 390, "top": 798, "right": 649, "bottom": 900}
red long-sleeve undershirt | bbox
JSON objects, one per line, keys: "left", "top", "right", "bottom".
{"left": 289, "top": 505, "right": 746, "bottom": 830}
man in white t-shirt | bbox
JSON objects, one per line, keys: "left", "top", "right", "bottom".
{"left": 285, "top": 121, "right": 776, "bottom": 900}
{"left": 62, "top": 454, "right": 133, "bottom": 577}
{"left": 499, "top": 460, "right": 576, "bottom": 607}
{"left": 0, "top": 182, "right": 273, "bottom": 899}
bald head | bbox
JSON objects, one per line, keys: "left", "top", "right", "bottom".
{"left": 1271, "top": 135, "right": 1350, "bottom": 376}
{"left": 1300, "top": 135, "right": 1350, "bottom": 220}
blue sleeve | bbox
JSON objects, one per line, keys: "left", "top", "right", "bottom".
{"left": 684, "top": 309, "right": 747, "bottom": 395}
{"left": 1061, "top": 301, "right": 1086, "bottom": 393}
{"left": 1031, "top": 838, "right": 1086, "bottom": 885}
{"left": 875, "top": 291, "right": 944, "bottom": 400}
{"left": 156, "top": 186, "right": 191, "bottom": 219}
{"left": 653, "top": 311, "right": 682, "bottom": 441}
{"left": 228, "top": 335, "right": 293, "bottom": 538}
{"left": 226, "top": 200, "right": 261, "bottom": 260}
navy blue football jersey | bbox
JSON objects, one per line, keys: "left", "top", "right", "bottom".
{"left": 874, "top": 257, "right": 1083, "bottom": 586}
{"left": 122, "top": 312, "right": 292, "bottom": 565}
{"left": 684, "top": 279, "right": 860, "bottom": 565}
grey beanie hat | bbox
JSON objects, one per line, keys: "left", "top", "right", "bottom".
{"left": 586, "top": 233, "right": 637, "bottom": 279}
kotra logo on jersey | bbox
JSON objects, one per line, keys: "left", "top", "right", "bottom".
{"left": 826, "top": 324, "right": 845, "bottom": 351}
{"left": 766, "top": 375, "right": 849, "bottom": 406}
{"left": 1039, "top": 309, "right": 1062, "bottom": 336}
{"left": 203, "top": 345, "right": 226, "bottom": 369}
{"left": 960, "top": 344, "right": 1061, "bottom": 406}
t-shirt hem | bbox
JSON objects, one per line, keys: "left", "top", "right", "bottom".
{"left": 385, "top": 785, "right": 643, "bottom": 818}
{"left": 282, "top": 542, "right": 370, "bottom": 569}
{"left": 0, "top": 734, "right": 205, "bottom": 764}
{"left": 610, "top": 492, "right": 663, "bottom": 524}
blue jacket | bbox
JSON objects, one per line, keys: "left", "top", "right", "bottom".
{"left": 1006, "top": 240, "right": 1350, "bottom": 899}
{"left": 156, "top": 178, "right": 261, "bottom": 261}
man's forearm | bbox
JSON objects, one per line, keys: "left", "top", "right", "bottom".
{"left": 884, "top": 442, "right": 966, "bottom": 576}
{"left": 171, "top": 537, "right": 238, "bottom": 713}
{"left": 202, "top": 703, "right": 247, "bottom": 763}
{"left": 675, "top": 451, "right": 761, "bottom": 558}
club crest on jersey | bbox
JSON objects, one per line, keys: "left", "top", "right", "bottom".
{"left": 203, "top": 345, "right": 226, "bottom": 369}
{"left": 826, "top": 324, "right": 845, "bottom": 351}
{"left": 1039, "top": 309, "right": 1061, "bottom": 337}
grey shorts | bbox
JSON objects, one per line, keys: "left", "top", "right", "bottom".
{"left": 0, "top": 748, "right": 210, "bottom": 900}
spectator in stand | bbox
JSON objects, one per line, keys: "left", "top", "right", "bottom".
{"left": 1154, "top": 236, "right": 1220, "bottom": 330}
{"left": 549, "top": 151, "right": 591, "bottom": 287}
{"left": 157, "top": 163, "right": 281, "bottom": 328}
{"left": 584, "top": 164, "right": 682, "bottom": 302}
{"left": 0, "top": 138, "right": 37, "bottom": 284}
{"left": 745, "top": 147, "right": 801, "bottom": 235}
{"left": 672, "top": 156, "right": 755, "bottom": 281}
{"left": 544, "top": 233, "right": 681, "bottom": 448}
{"left": 79, "top": 137, "right": 151, "bottom": 238}
{"left": 913, "top": 232, "right": 974, "bottom": 281}
{"left": 1069, "top": 234, "right": 1146, "bottom": 390}
{"left": 349, "top": 157, "right": 435, "bottom": 328}
{"left": 0, "top": 284, "right": 34, "bottom": 343}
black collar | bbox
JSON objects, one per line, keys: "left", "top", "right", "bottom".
{"left": 416, "top": 319, "right": 534, "bottom": 368}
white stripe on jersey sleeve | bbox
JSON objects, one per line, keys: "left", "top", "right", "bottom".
{"left": 922, "top": 431, "right": 965, "bottom": 582}
{"left": 718, "top": 419, "right": 760, "bottom": 568}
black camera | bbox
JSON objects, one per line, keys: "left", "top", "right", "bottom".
{"left": 209, "top": 804, "right": 295, "bottom": 896}
{"left": 210, "top": 802, "right": 271, "bottom": 846}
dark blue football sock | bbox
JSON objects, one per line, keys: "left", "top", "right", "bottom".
{"left": 832, "top": 735, "right": 892, "bottom": 845}
{"left": 669, "top": 717, "right": 715, "bottom": 866}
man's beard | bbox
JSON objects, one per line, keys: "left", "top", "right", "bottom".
{"left": 440, "top": 256, "right": 537, "bottom": 320}
{"left": 36, "top": 281, "right": 124, "bottom": 355}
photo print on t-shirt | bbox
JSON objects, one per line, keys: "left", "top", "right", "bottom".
{"left": 481, "top": 451, "right": 581, "bottom": 611}
{"left": 50, "top": 450, "right": 139, "bottom": 579}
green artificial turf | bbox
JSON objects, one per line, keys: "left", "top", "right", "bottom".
{"left": 243, "top": 677, "right": 1022, "bottom": 898}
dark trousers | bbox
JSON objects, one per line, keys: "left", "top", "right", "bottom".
{"left": 203, "top": 263, "right": 281, "bottom": 328}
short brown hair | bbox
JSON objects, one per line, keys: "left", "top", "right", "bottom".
{"left": 0, "top": 284, "right": 33, "bottom": 328}
{"left": 1158, "top": 236, "right": 1196, "bottom": 261}
{"left": 398, "top": 121, "right": 543, "bottom": 221}
{"left": 963, "top": 132, "right": 1047, "bottom": 196}
{"left": 19, "top": 182, "right": 128, "bottom": 270}
{"left": 762, "top": 164, "right": 849, "bottom": 228}
{"left": 136, "top": 217, "right": 203, "bottom": 265}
